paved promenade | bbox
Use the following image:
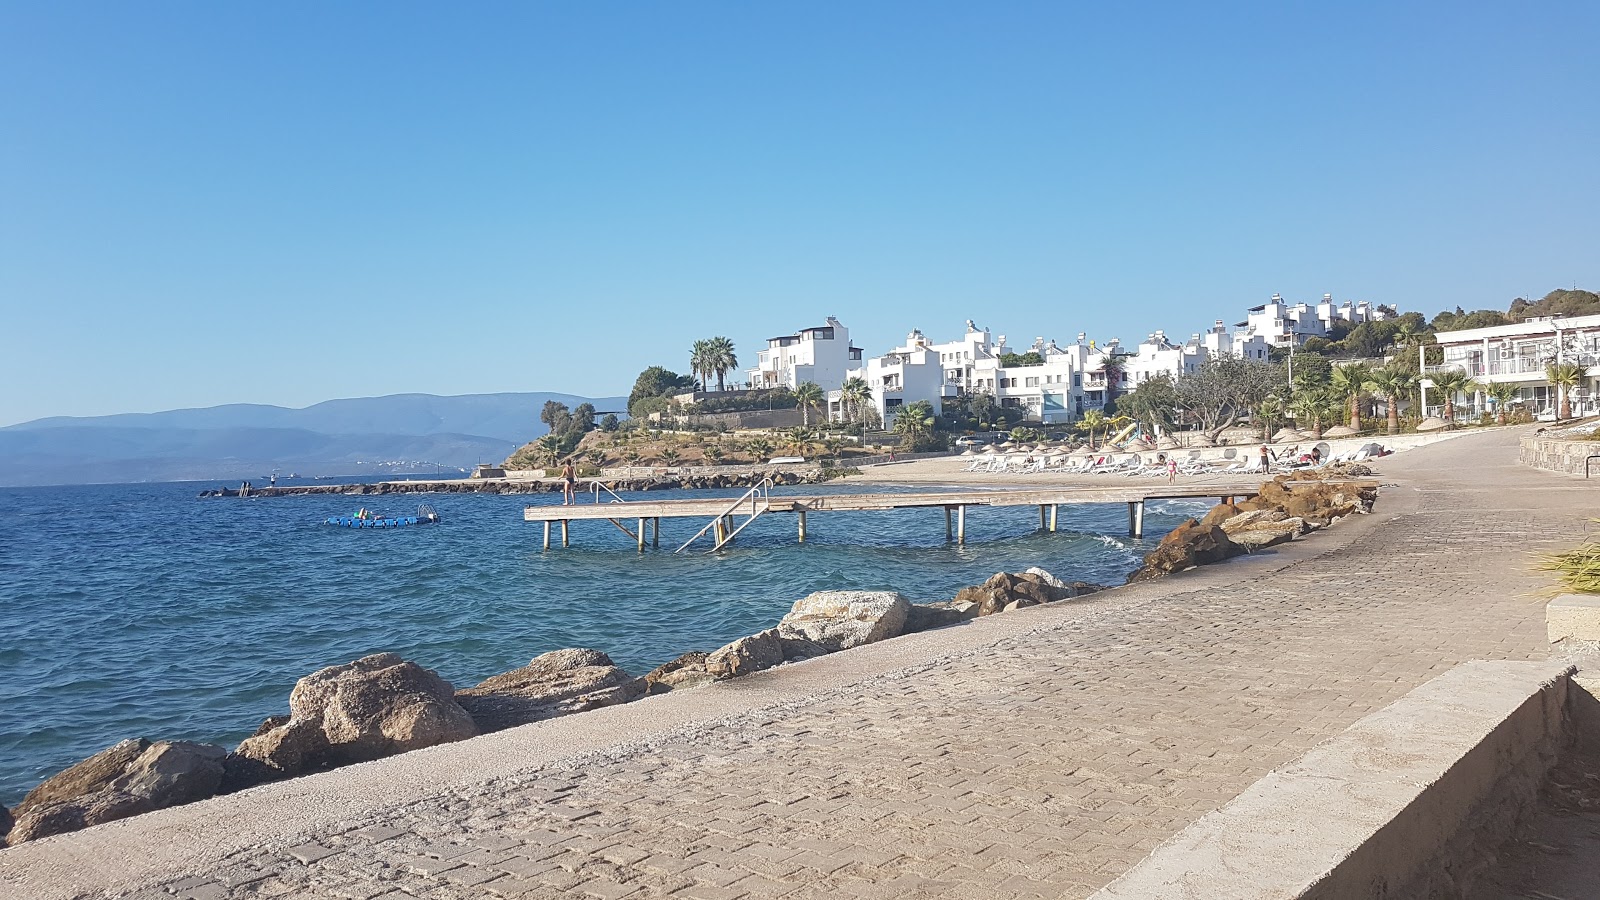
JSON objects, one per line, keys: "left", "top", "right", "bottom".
{"left": 1, "top": 428, "right": 1584, "bottom": 900}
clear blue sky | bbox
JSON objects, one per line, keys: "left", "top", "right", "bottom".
{"left": 3, "top": 2, "right": 1597, "bottom": 426}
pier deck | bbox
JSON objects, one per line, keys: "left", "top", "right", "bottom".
{"left": 522, "top": 480, "right": 1379, "bottom": 551}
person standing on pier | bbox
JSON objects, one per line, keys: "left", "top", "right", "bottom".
{"left": 561, "top": 459, "right": 577, "bottom": 505}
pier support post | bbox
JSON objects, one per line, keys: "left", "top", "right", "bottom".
{"left": 562, "top": 519, "right": 570, "bottom": 548}
{"left": 1049, "top": 504, "right": 1058, "bottom": 532}
{"left": 957, "top": 505, "right": 966, "bottom": 545}
{"left": 1039, "top": 505, "right": 1047, "bottom": 531}
{"left": 798, "top": 509, "right": 807, "bottom": 544}
{"left": 637, "top": 517, "right": 646, "bottom": 553}
{"left": 1127, "top": 501, "right": 1144, "bottom": 538}
{"left": 543, "top": 521, "right": 550, "bottom": 551}
{"left": 652, "top": 517, "right": 660, "bottom": 548}
{"left": 945, "top": 506, "right": 953, "bottom": 541}
{"left": 713, "top": 518, "right": 726, "bottom": 547}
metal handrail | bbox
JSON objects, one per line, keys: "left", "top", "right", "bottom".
{"left": 674, "top": 475, "right": 775, "bottom": 553}
{"left": 1585, "top": 455, "right": 1600, "bottom": 479}
{"left": 590, "top": 481, "right": 628, "bottom": 504}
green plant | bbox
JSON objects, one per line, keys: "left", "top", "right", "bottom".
{"left": 1484, "top": 382, "right": 1520, "bottom": 425}
{"left": 1541, "top": 529, "right": 1600, "bottom": 593}
{"left": 1428, "top": 369, "right": 1475, "bottom": 423}
{"left": 1546, "top": 361, "right": 1586, "bottom": 420}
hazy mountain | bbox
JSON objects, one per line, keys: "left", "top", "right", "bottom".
{"left": 0, "top": 392, "right": 626, "bottom": 487}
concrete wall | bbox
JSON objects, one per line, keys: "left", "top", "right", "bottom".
{"left": 1520, "top": 435, "right": 1600, "bottom": 476}
{"left": 1093, "top": 660, "right": 1579, "bottom": 900}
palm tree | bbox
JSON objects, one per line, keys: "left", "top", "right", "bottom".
{"left": 1255, "top": 394, "right": 1286, "bottom": 442}
{"left": 1366, "top": 367, "right": 1416, "bottom": 435}
{"left": 621, "top": 448, "right": 643, "bottom": 469}
{"left": 793, "top": 381, "right": 824, "bottom": 426}
{"left": 1546, "top": 361, "right": 1586, "bottom": 421}
{"left": 746, "top": 437, "right": 774, "bottom": 462}
{"left": 1330, "top": 363, "right": 1371, "bottom": 431}
{"left": 892, "top": 401, "right": 936, "bottom": 446}
{"left": 822, "top": 436, "right": 844, "bottom": 460}
{"left": 1427, "top": 369, "right": 1474, "bottom": 424}
{"left": 704, "top": 446, "right": 724, "bottom": 466}
{"left": 1484, "top": 382, "right": 1519, "bottom": 425}
{"left": 1078, "top": 409, "right": 1107, "bottom": 447}
{"left": 705, "top": 336, "right": 738, "bottom": 392}
{"left": 689, "top": 339, "right": 713, "bottom": 392}
{"left": 785, "top": 426, "right": 815, "bottom": 456}
{"left": 1099, "top": 357, "right": 1126, "bottom": 406}
{"left": 660, "top": 447, "right": 680, "bottom": 466}
{"left": 1289, "top": 389, "right": 1332, "bottom": 438}
{"left": 534, "top": 434, "right": 562, "bottom": 467}
{"left": 840, "top": 377, "right": 872, "bottom": 424}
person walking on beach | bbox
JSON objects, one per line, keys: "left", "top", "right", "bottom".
{"left": 1167, "top": 456, "right": 1177, "bottom": 483}
{"left": 1259, "top": 445, "right": 1270, "bottom": 471}
{"left": 561, "top": 459, "right": 577, "bottom": 506}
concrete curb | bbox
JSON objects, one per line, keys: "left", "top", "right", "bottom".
{"left": 1090, "top": 659, "right": 1576, "bottom": 899}
{"left": 1548, "top": 593, "right": 1600, "bottom": 643}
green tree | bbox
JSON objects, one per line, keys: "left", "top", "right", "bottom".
{"left": 540, "top": 400, "right": 572, "bottom": 434}
{"left": 1329, "top": 363, "right": 1372, "bottom": 431}
{"left": 785, "top": 426, "right": 815, "bottom": 456}
{"left": 1484, "top": 382, "right": 1519, "bottom": 425}
{"left": 840, "top": 377, "right": 872, "bottom": 424}
{"left": 1545, "top": 361, "right": 1586, "bottom": 421}
{"left": 1427, "top": 369, "right": 1474, "bottom": 423}
{"left": 793, "top": 381, "right": 824, "bottom": 426}
{"left": 571, "top": 403, "right": 596, "bottom": 435}
{"left": 628, "top": 366, "right": 698, "bottom": 417}
{"left": 1119, "top": 374, "right": 1178, "bottom": 437}
{"left": 705, "top": 336, "right": 738, "bottom": 392}
{"left": 599, "top": 413, "right": 620, "bottom": 431}
{"left": 892, "top": 401, "right": 936, "bottom": 448}
{"left": 969, "top": 390, "right": 996, "bottom": 429}
{"left": 1174, "top": 356, "right": 1283, "bottom": 438}
{"left": 1366, "top": 367, "right": 1416, "bottom": 435}
{"left": 1077, "top": 409, "right": 1107, "bottom": 447}
{"left": 689, "top": 339, "right": 713, "bottom": 391}
{"left": 660, "top": 447, "right": 681, "bottom": 466}
{"left": 746, "top": 437, "right": 774, "bottom": 461}
{"left": 1288, "top": 388, "right": 1333, "bottom": 438}
{"left": 705, "top": 446, "right": 724, "bottom": 465}
{"left": 998, "top": 351, "right": 1044, "bottom": 367}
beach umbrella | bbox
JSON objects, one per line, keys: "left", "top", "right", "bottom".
{"left": 1190, "top": 434, "right": 1216, "bottom": 447}
{"left": 1416, "top": 416, "right": 1449, "bottom": 432}
{"left": 960, "top": 448, "right": 975, "bottom": 456}
{"left": 1321, "top": 425, "right": 1359, "bottom": 438}
{"left": 1128, "top": 439, "right": 1155, "bottom": 451}
{"left": 1071, "top": 445, "right": 1094, "bottom": 457}
{"left": 982, "top": 445, "right": 998, "bottom": 454}
{"left": 1155, "top": 436, "right": 1180, "bottom": 450}
{"left": 1272, "top": 428, "right": 1304, "bottom": 443}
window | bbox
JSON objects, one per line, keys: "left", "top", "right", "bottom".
{"left": 1025, "top": 377, "right": 1040, "bottom": 387}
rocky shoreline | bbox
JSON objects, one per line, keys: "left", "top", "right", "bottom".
{"left": 2, "top": 470, "right": 1377, "bottom": 849}
{"left": 197, "top": 469, "right": 832, "bottom": 498}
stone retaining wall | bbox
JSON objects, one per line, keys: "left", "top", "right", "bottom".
{"left": 1519, "top": 435, "right": 1600, "bottom": 476}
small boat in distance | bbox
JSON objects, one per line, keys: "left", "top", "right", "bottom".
{"left": 326, "top": 504, "right": 441, "bottom": 528}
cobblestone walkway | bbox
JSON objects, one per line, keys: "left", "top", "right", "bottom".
{"left": 3, "top": 429, "right": 1584, "bottom": 900}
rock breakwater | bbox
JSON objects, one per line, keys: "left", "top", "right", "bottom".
{"left": 198, "top": 470, "right": 828, "bottom": 498}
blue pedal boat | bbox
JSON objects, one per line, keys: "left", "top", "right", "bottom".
{"left": 327, "top": 503, "right": 440, "bottom": 528}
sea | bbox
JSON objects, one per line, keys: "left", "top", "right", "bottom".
{"left": 0, "top": 476, "right": 1212, "bottom": 807}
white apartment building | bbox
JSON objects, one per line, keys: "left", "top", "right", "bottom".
{"left": 828, "top": 321, "right": 1128, "bottom": 427}
{"left": 745, "top": 316, "right": 862, "bottom": 391}
{"left": 1426, "top": 314, "right": 1600, "bottom": 419}
{"left": 1124, "top": 331, "right": 1206, "bottom": 387}
{"left": 1200, "top": 320, "right": 1272, "bottom": 362}
{"left": 1237, "top": 293, "right": 1393, "bottom": 348}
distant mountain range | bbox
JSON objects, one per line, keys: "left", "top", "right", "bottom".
{"left": 0, "top": 392, "right": 627, "bottom": 487}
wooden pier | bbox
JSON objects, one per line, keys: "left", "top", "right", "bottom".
{"left": 522, "top": 480, "right": 1379, "bottom": 552}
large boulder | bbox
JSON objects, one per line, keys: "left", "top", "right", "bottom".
{"left": 1200, "top": 502, "right": 1243, "bottom": 528}
{"left": 456, "top": 648, "right": 644, "bottom": 732}
{"left": 776, "top": 591, "right": 911, "bottom": 652}
{"left": 9, "top": 739, "right": 226, "bottom": 843}
{"left": 642, "top": 652, "right": 716, "bottom": 695}
{"left": 705, "top": 629, "right": 785, "bottom": 679}
{"left": 227, "top": 716, "right": 331, "bottom": 789}
{"left": 1126, "top": 518, "right": 1242, "bottom": 582}
{"left": 905, "top": 601, "right": 979, "bottom": 633}
{"left": 235, "top": 653, "right": 476, "bottom": 781}
{"left": 951, "top": 570, "right": 1085, "bottom": 617}
{"left": 1222, "top": 513, "right": 1304, "bottom": 550}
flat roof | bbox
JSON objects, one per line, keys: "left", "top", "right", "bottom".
{"left": 1435, "top": 313, "right": 1600, "bottom": 343}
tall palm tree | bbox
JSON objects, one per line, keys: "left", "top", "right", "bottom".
{"left": 1427, "top": 369, "right": 1474, "bottom": 423}
{"left": 689, "top": 339, "right": 713, "bottom": 391}
{"left": 1483, "top": 382, "right": 1519, "bottom": 425}
{"left": 1545, "top": 361, "right": 1585, "bottom": 420}
{"left": 839, "top": 377, "right": 872, "bottom": 425}
{"left": 1329, "top": 363, "right": 1371, "bottom": 430}
{"left": 1099, "top": 356, "right": 1126, "bottom": 405}
{"left": 705, "top": 336, "right": 738, "bottom": 392}
{"left": 793, "top": 381, "right": 824, "bottom": 426}
{"left": 1078, "top": 409, "right": 1107, "bottom": 447}
{"left": 1366, "top": 367, "right": 1416, "bottom": 435}
{"left": 1288, "top": 389, "right": 1332, "bottom": 438}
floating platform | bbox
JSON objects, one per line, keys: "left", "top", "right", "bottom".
{"left": 522, "top": 480, "right": 1379, "bottom": 552}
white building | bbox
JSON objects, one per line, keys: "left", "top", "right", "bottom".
{"left": 745, "top": 316, "right": 862, "bottom": 391}
{"left": 1124, "top": 330, "right": 1206, "bottom": 387}
{"left": 1427, "top": 314, "right": 1600, "bottom": 419}
{"left": 828, "top": 321, "right": 1128, "bottom": 427}
{"left": 1199, "top": 320, "right": 1271, "bottom": 362}
{"left": 1237, "top": 294, "right": 1393, "bottom": 348}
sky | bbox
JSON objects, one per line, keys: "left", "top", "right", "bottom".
{"left": 3, "top": 2, "right": 1598, "bottom": 426}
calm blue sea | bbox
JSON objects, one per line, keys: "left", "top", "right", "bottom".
{"left": 0, "top": 478, "right": 1210, "bottom": 806}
